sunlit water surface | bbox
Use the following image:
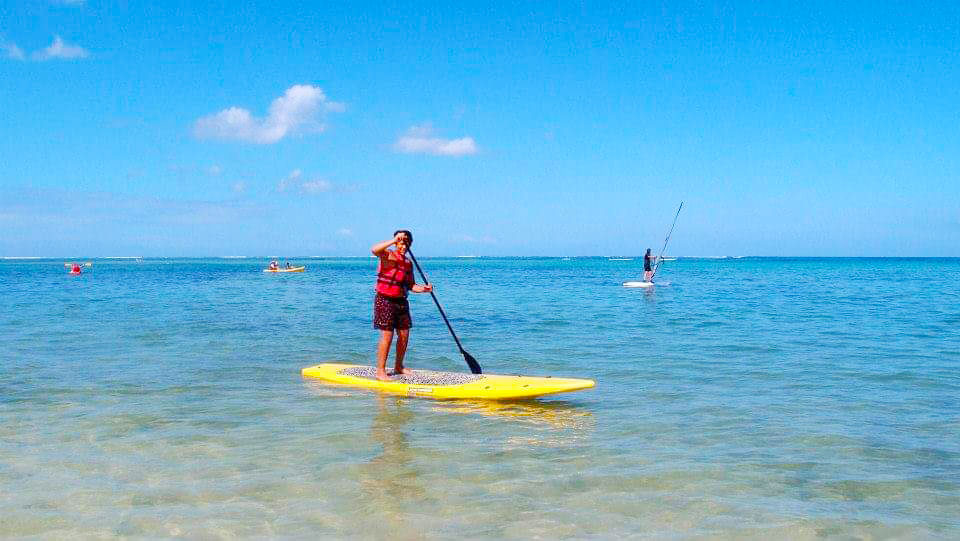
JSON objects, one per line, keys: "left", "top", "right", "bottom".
{"left": 1, "top": 257, "right": 958, "bottom": 538}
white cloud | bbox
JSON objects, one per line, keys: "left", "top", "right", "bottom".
{"left": 206, "top": 165, "right": 222, "bottom": 176}
{"left": 394, "top": 124, "right": 478, "bottom": 156}
{"left": 301, "top": 179, "right": 332, "bottom": 193}
{"left": 337, "top": 228, "right": 353, "bottom": 236}
{"left": 32, "top": 36, "right": 89, "bottom": 61}
{"left": 277, "top": 169, "right": 302, "bottom": 192}
{"left": 277, "top": 169, "right": 352, "bottom": 195}
{"left": 232, "top": 182, "right": 246, "bottom": 193}
{"left": 2, "top": 42, "right": 25, "bottom": 61}
{"left": 193, "top": 85, "right": 344, "bottom": 144}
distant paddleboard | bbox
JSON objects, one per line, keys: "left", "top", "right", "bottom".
{"left": 624, "top": 202, "right": 682, "bottom": 288}
{"left": 623, "top": 281, "right": 670, "bottom": 288}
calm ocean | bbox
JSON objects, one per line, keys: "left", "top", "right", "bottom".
{"left": 1, "top": 257, "right": 958, "bottom": 538}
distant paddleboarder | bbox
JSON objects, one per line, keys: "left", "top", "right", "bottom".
{"left": 371, "top": 230, "right": 433, "bottom": 382}
{"left": 643, "top": 248, "right": 656, "bottom": 282}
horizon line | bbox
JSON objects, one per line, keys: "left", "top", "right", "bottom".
{"left": 3, "top": 255, "right": 959, "bottom": 260}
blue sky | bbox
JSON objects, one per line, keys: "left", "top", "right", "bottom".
{"left": 2, "top": 1, "right": 958, "bottom": 256}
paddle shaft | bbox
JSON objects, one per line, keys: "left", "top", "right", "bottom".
{"left": 406, "top": 249, "right": 482, "bottom": 374}
{"left": 652, "top": 201, "right": 683, "bottom": 280}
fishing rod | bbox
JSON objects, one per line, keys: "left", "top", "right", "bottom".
{"left": 651, "top": 201, "right": 683, "bottom": 279}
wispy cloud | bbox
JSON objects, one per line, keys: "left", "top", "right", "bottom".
{"left": 32, "top": 36, "right": 89, "bottom": 61}
{"left": 2, "top": 41, "right": 25, "bottom": 61}
{"left": 301, "top": 179, "right": 333, "bottom": 193}
{"left": 0, "top": 187, "right": 261, "bottom": 227}
{"left": 277, "top": 169, "right": 355, "bottom": 195}
{"left": 194, "top": 85, "right": 345, "bottom": 144}
{"left": 206, "top": 165, "right": 222, "bottom": 176}
{"left": 452, "top": 234, "right": 497, "bottom": 244}
{"left": 277, "top": 169, "right": 302, "bottom": 192}
{"left": 232, "top": 182, "right": 246, "bottom": 193}
{"left": 53, "top": 0, "right": 86, "bottom": 5}
{"left": 0, "top": 187, "right": 278, "bottom": 256}
{"left": 394, "top": 124, "right": 478, "bottom": 156}
{"left": 337, "top": 228, "right": 354, "bottom": 236}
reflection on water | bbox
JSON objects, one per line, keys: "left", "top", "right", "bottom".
{"left": 302, "top": 380, "right": 358, "bottom": 398}
{"left": 355, "top": 396, "right": 429, "bottom": 539}
{"left": 433, "top": 399, "right": 596, "bottom": 450}
{"left": 303, "top": 378, "right": 594, "bottom": 433}
{"left": 347, "top": 395, "right": 594, "bottom": 537}
{"left": 431, "top": 399, "right": 593, "bottom": 431}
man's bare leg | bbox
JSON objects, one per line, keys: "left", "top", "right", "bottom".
{"left": 376, "top": 329, "right": 394, "bottom": 381}
{"left": 394, "top": 329, "right": 412, "bottom": 375}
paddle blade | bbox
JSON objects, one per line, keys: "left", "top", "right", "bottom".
{"left": 463, "top": 350, "right": 482, "bottom": 374}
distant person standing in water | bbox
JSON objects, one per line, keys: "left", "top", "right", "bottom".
{"left": 371, "top": 230, "right": 433, "bottom": 381}
{"left": 644, "top": 248, "right": 656, "bottom": 282}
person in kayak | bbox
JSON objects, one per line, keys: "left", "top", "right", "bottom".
{"left": 371, "top": 230, "right": 432, "bottom": 381}
{"left": 643, "top": 248, "right": 656, "bottom": 282}
{"left": 269, "top": 260, "right": 279, "bottom": 270}
{"left": 70, "top": 263, "right": 82, "bottom": 274}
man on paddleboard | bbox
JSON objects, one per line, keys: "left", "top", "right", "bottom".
{"left": 371, "top": 230, "right": 433, "bottom": 381}
{"left": 644, "top": 248, "right": 656, "bottom": 282}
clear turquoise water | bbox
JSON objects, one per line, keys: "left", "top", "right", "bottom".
{"left": 1, "top": 257, "right": 958, "bottom": 538}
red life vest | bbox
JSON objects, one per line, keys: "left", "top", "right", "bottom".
{"left": 376, "top": 255, "right": 414, "bottom": 297}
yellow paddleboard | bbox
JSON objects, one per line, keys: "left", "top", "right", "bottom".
{"left": 301, "top": 363, "right": 595, "bottom": 400}
{"left": 264, "top": 266, "right": 306, "bottom": 273}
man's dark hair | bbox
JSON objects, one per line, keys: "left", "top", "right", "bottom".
{"left": 394, "top": 229, "right": 413, "bottom": 244}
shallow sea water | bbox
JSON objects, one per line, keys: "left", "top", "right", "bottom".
{"left": 1, "top": 257, "right": 958, "bottom": 538}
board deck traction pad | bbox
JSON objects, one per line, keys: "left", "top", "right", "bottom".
{"left": 341, "top": 365, "right": 484, "bottom": 385}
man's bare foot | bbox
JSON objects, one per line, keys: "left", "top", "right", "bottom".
{"left": 376, "top": 370, "right": 392, "bottom": 382}
{"left": 394, "top": 366, "right": 413, "bottom": 376}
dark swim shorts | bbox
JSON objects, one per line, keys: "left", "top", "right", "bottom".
{"left": 373, "top": 293, "right": 412, "bottom": 330}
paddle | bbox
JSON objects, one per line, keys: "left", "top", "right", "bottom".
{"left": 651, "top": 201, "right": 683, "bottom": 281}
{"left": 406, "top": 249, "right": 482, "bottom": 374}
